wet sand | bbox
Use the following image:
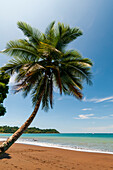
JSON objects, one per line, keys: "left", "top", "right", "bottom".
{"left": 0, "top": 142, "right": 113, "bottom": 170}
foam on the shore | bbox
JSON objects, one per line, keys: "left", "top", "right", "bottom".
{"left": 1, "top": 137, "right": 113, "bottom": 155}
{"left": 17, "top": 139, "right": 113, "bottom": 155}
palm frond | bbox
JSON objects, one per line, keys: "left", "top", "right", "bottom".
{"left": 68, "top": 64, "right": 92, "bottom": 85}
{"left": 17, "top": 21, "right": 43, "bottom": 44}
{"left": 61, "top": 69, "right": 83, "bottom": 90}
{"left": 49, "top": 75, "right": 53, "bottom": 108}
{"left": 68, "top": 84, "right": 82, "bottom": 99}
{"left": 41, "top": 78, "right": 50, "bottom": 111}
{"left": 2, "top": 40, "right": 39, "bottom": 60}
{"left": 49, "top": 66, "right": 62, "bottom": 94}
{"left": 62, "top": 50, "right": 93, "bottom": 67}
{"left": 45, "top": 21, "right": 55, "bottom": 36}
{"left": 55, "top": 23, "right": 82, "bottom": 50}
{"left": 31, "top": 76, "right": 46, "bottom": 106}
{"left": 1, "top": 56, "right": 34, "bottom": 74}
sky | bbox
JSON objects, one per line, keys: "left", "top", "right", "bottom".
{"left": 0, "top": 0, "right": 113, "bottom": 133}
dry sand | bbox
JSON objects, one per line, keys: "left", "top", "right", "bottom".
{"left": 0, "top": 143, "right": 113, "bottom": 170}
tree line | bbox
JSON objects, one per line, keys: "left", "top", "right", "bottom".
{"left": 0, "top": 126, "right": 59, "bottom": 134}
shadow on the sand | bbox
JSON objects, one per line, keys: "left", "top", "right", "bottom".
{"left": 0, "top": 153, "right": 11, "bottom": 159}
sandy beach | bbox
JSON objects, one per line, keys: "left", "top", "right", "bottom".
{"left": 0, "top": 143, "right": 113, "bottom": 170}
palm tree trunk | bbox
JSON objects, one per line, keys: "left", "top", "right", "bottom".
{"left": 0, "top": 89, "right": 44, "bottom": 155}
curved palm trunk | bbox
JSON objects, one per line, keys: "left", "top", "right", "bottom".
{"left": 0, "top": 93, "right": 43, "bottom": 155}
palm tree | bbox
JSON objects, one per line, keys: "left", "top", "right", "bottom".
{"left": 0, "top": 21, "right": 92, "bottom": 154}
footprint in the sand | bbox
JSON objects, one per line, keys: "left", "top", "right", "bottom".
{"left": 4, "top": 162, "right": 8, "bottom": 164}
{"left": 14, "top": 165, "right": 18, "bottom": 168}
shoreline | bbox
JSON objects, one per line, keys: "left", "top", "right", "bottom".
{"left": 0, "top": 142, "right": 113, "bottom": 170}
{"left": 1, "top": 138, "right": 113, "bottom": 155}
{"left": 1, "top": 132, "right": 113, "bottom": 155}
{"left": 16, "top": 141, "right": 113, "bottom": 155}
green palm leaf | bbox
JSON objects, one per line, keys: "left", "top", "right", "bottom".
{"left": 17, "top": 21, "right": 43, "bottom": 44}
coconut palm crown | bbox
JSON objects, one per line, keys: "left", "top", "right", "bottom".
{"left": 2, "top": 21, "right": 92, "bottom": 110}
{"left": 0, "top": 21, "right": 92, "bottom": 154}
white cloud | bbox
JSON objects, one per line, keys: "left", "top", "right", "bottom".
{"left": 74, "top": 114, "right": 94, "bottom": 119}
{"left": 9, "top": 74, "right": 16, "bottom": 85}
{"left": 82, "top": 97, "right": 87, "bottom": 102}
{"left": 93, "top": 116, "right": 109, "bottom": 119}
{"left": 83, "top": 96, "right": 113, "bottom": 103}
{"left": 82, "top": 108, "right": 92, "bottom": 111}
{"left": 74, "top": 114, "right": 111, "bottom": 120}
{"left": 95, "top": 96, "right": 113, "bottom": 103}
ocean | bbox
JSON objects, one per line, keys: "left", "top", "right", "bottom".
{"left": 0, "top": 133, "right": 113, "bottom": 154}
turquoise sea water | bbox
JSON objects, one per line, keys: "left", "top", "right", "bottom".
{"left": 0, "top": 133, "right": 113, "bottom": 154}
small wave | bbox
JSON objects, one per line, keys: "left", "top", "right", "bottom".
{"left": 0, "top": 137, "right": 7, "bottom": 141}
{"left": 15, "top": 138, "right": 113, "bottom": 155}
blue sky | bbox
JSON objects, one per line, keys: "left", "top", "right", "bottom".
{"left": 0, "top": 0, "right": 113, "bottom": 133}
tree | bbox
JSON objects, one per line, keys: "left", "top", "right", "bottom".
{"left": 0, "top": 71, "right": 10, "bottom": 116}
{"left": 0, "top": 21, "right": 92, "bottom": 154}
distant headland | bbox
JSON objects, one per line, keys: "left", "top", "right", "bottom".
{"left": 0, "top": 126, "right": 59, "bottom": 134}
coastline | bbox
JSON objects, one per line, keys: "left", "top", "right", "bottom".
{"left": 0, "top": 142, "right": 113, "bottom": 170}
{"left": 1, "top": 133, "right": 113, "bottom": 155}
{"left": 15, "top": 140, "right": 113, "bottom": 155}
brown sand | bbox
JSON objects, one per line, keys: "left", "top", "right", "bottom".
{"left": 0, "top": 143, "right": 113, "bottom": 170}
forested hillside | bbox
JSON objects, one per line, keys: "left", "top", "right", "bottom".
{"left": 0, "top": 126, "right": 59, "bottom": 133}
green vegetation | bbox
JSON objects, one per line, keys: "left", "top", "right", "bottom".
{"left": 0, "top": 126, "right": 59, "bottom": 133}
{"left": 0, "top": 71, "right": 10, "bottom": 116}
